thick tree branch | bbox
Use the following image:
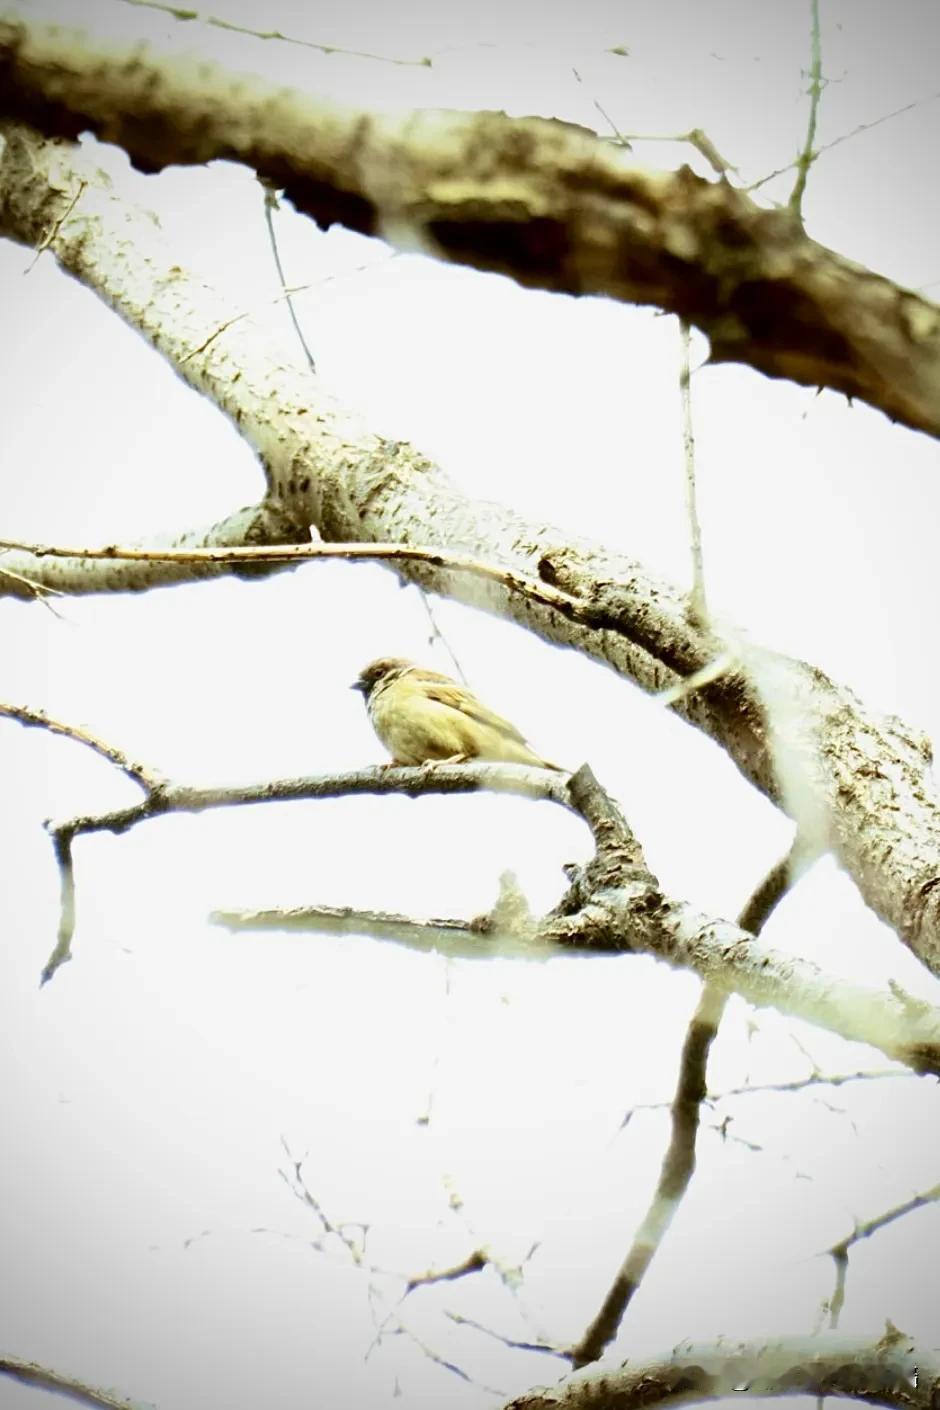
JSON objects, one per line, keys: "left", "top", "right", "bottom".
{"left": 1, "top": 11, "right": 939, "bottom": 437}
{"left": 504, "top": 1328, "right": 938, "bottom": 1410}
{"left": 4, "top": 126, "right": 940, "bottom": 983}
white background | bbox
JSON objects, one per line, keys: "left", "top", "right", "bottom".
{"left": 1, "top": 1, "right": 939, "bottom": 1406}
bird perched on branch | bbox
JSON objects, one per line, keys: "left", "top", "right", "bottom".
{"left": 352, "top": 658, "right": 564, "bottom": 770}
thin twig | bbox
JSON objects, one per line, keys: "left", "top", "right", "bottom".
{"left": 625, "top": 1067, "right": 905, "bottom": 1117}
{"left": 748, "top": 88, "right": 940, "bottom": 195}
{"left": 0, "top": 701, "right": 163, "bottom": 791}
{"left": 571, "top": 67, "right": 632, "bottom": 150}
{"left": 591, "top": 127, "right": 738, "bottom": 177}
{"left": 24, "top": 177, "right": 86, "bottom": 272}
{"left": 414, "top": 586, "right": 469, "bottom": 683}
{"left": 279, "top": 1140, "right": 369, "bottom": 1264}
{"left": 446, "top": 1310, "right": 569, "bottom": 1361}
{"left": 115, "top": 0, "right": 432, "bottom": 65}
{"left": 405, "top": 1250, "right": 489, "bottom": 1293}
{"left": 826, "top": 1180, "right": 940, "bottom": 1328}
{"left": 259, "top": 179, "right": 317, "bottom": 374}
{"left": 789, "top": 0, "right": 823, "bottom": 221}
{"left": 678, "top": 317, "right": 706, "bottom": 626}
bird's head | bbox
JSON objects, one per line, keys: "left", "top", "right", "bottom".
{"left": 351, "top": 657, "right": 415, "bottom": 698}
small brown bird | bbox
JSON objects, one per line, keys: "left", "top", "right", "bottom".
{"left": 352, "top": 658, "right": 563, "bottom": 770}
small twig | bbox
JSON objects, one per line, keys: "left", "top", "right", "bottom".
{"left": 0, "top": 700, "right": 164, "bottom": 983}
{"left": 678, "top": 316, "right": 707, "bottom": 626}
{"left": 259, "top": 179, "right": 317, "bottom": 374}
{"left": 0, "top": 701, "right": 163, "bottom": 791}
{"left": 571, "top": 67, "right": 632, "bottom": 150}
{"left": 748, "top": 88, "right": 940, "bottom": 195}
{"left": 601, "top": 128, "right": 738, "bottom": 177}
{"left": 0, "top": 1355, "right": 145, "bottom": 1409}
{"left": 405, "top": 1249, "right": 489, "bottom": 1293}
{"left": 446, "top": 1310, "right": 569, "bottom": 1360}
{"left": 279, "top": 1140, "right": 368, "bottom": 1264}
{"left": 24, "top": 177, "right": 86, "bottom": 272}
{"left": 115, "top": 0, "right": 432, "bottom": 65}
{"left": 42, "top": 762, "right": 567, "bottom": 983}
{"left": 625, "top": 1067, "right": 905, "bottom": 1117}
{"left": 0, "top": 562, "right": 68, "bottom": 615}
{"left": 414, "top": 586, "right": 470, "bottom": 683}
{"left": 789, "top": 0, "right": 824, "bottom": 221}
{"left": 826, "top": 1181, "right": 940, "bottom": 1328}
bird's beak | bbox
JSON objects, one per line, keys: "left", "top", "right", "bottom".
{"left": 350, "top": 680, "right": 367, "bottom": 694}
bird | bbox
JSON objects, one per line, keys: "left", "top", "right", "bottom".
{"left": 352, "top": 658, "right": 564, "bottom": 770}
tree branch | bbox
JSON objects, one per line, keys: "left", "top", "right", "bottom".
{"left": 0, "top": 502, "right": 310, "bottom": 598}
{"left": 0, "top": 700, "right": 162, "bottom": 790}
{"left": 504, "top": 1328, "right": 938, "bottom": 1410}
{"left": 1, "top": 12, "right": 940, "bottom": 437}
{"left": 826, "top": 1181, "right": 940, "bottom": 1328}
{"left": 567, "top": 838, "right": 809, "bottom": 1366}
{"left": 0, "top": 1355, "right": 146, "bottom": 1410}
{"left": 44, "top": 755, "right": 940, "bottom": 1071}
{"left": 4, "top": 126, "right": 940, "bottom": 985}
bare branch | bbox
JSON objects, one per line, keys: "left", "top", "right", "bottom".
{"left": 115, "top": 0, "right": 432, "bottom": 65}
{"left": 0, "top": 1355, "right": 146, "bottom": 1410}
{"left": 4, "top": 131, "right": 940, "bottom": 984}
{"left": 504, "top": 1328, "right": 938, "bottom": 1410}
{"left": 626, "top": 1067, "right": 907, "bottom": 1116}
{"left": 44, "top": 826, "right": 77, "bottom": 985}
{"left": 569, "top": 839, "right": 806, "bottom": 1366}
{"left": 213, "top": 899, "right": 545, "bottom": 961}
{"left": 0, "top": 503, "right": 311, "bottom": 599}
{"left": 446, "top": 1310, "right": 568, "bottom": 1361}
{"left": 259, "top": 179, "right": 317, "bottom": 375}
{"left": 2, "top": 18, "right": 940, "bottom": 436}
{"left": 611, "top": 128, "right": 738, "bottom": 178}
{"left": 826, "top": 1181, "right": 940, "bottom": 1328}
{"left": 748, "top": 88, "right": 940, "bottom": 196}
{"left": 279, "top": 1141, "right": 369, "bottom": 1265}
{"left": 405, "top": 1249, "right": 489, "bottom": 1293}
{"left": 789, "top": 0, "right": 824, "bottom": 221}
{"left": 678, "top": 318, "right": 706, "bottom": 626}
{"left": 569, "top": 984, "right": 725, "bottom": 1367}
{"left": 0, "top": 701, "right": 163, "bottom": 791}
{"left": 42, "top": 756, "right": 940, "bottom": 1071}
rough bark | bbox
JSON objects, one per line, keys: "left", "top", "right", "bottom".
{"left": 1, "top": 7, "right": 939, "bottom": 438}
{"left": 504, "top": 1329, "right": 938, "bottom": 1410}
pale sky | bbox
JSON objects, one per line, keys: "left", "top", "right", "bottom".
{"left": 1, "top": 2, "right": 939, "bottom": 1407}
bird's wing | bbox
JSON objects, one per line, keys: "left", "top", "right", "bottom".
{"left": 421, "top": 680, "right": 529, "bottom": 745}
